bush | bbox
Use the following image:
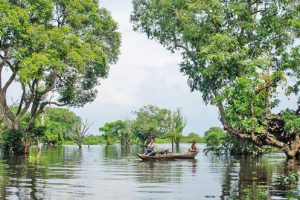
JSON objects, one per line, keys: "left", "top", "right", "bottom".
{"left": 1, "top": 129, "right": 23, "bottom": 153}
{"left": 275, "top": 172, "right": 299, "bottom": 189}
{"left": 181, "top": 132, "right": 203, "bottom": 143}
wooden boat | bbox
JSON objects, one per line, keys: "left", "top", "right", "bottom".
{"left": 138, "top": 151, "right": 199, "bottom": 161}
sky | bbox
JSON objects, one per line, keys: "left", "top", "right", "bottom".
{"left": 70, "top": 0, "right": 221, "bottom": 135}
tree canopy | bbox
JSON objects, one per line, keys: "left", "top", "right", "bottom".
{"left": 100, "top": 120, "right": 135, "bottom": 145}
{"left": 41, "top": 107, "right": 80, "bottom": 145}
{"left": 99, "top": 105, "right": 187, "bottom": 146}
{"left": 131, "top": 0, "right": 300, "bottom": 158}
{"left": 0, "top": 0, "right": 121, "bottom": 153}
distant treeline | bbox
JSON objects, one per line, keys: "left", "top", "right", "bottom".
{"left": 0, "top": 105, "right": 208, "bottom": 148}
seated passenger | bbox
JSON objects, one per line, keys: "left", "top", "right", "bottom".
{"left": 188, "top": 141, "right": 197, "bottom": 153}
{"left": 143, "top": 138, "right": 156, "bottom": 157}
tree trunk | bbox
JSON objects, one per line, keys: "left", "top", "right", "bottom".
{"left": 22, "top": 140, "right": 31, "bottom": 155}
{"left": 284, "top": 135, "right": 300, "bottom": 159}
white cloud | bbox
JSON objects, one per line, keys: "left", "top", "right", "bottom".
{"left": 71, "top": 0, "right": 221, "bottom": 135}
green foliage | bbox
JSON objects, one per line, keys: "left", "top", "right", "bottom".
{"left": 0, "top": 0, "right": 121, "bottom": 154}
{"left": 99, "top": 105, "right": 189, "bottom": 145}
{"left": 230, "top": 186, "right": 269, "bottom": 200}
{"left": 203, "top": 127, "right": 268, "bottom": 155}
{"left": 40, "top": 108, "right": 80, "bottom": 145}
{"left": 1, "top": 0, "right": 120, "bottom": 106}
{"left": 181, "top": 132, "right": 203, "bottom": 143}
{"left": 100, "top": 120, "right": 136, "bottom": 145}
{"left": 203, "top": 127, "right": 226, "bottom": 154}
{"left": 132, "top": 105, "right": 171, "bottom": 143}
{"left": 168, "top": 108, "right": 186, "bottom": 146}
{"left": 282, "top": 109, "right": 300, "bottom": 132}
{"left": 131, "top": 0, "right": 300, "bottom": 156}
{"left": 1, "top": 129, "right": 23, "bottom": 154}
{"left": 275, "top": 172, "right": 299, "bottom": 189}
{"left": 155, "top": 138, "right": 171, "bottom": 144}
{"left": 82, "top": 135, "right": 105, "bottom": 145}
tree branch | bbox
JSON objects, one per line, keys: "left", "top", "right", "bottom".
{"left": 212, "top": 89, "right": 226, "bottom": 125}
{"left": 16, "top": 96, "right": 33, "bottom": 122}
{"left": 16, "top": 83, "right": 26, "bottom": 116}
{"left": 264, "top": 86, "right": 270, "bottom": 117}
{"left": 47, "top": 101, "right": 68, "bottom": 107}
{"left": 263, "top": 134, "right": 285, "bottom": 149}
{"left": 265, "top": 114, "right": 281, "bottom": 120}
{"left": 295, "top": 105, "right": 300, "bottom": 116}
{"left": 255, "top": 82, "right": 272, "bottom": 94}
{"left": 2, "top": 67, "right": 17, "bottom": 93}
{"left": 0, "top": 62, "right": 4, "bottom": 90}
{"left": 25, "top": 101, "right": 47, "bottom": 131}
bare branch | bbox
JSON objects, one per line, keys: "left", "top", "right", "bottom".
{"left": 65, "top": 119, "right": 93, "bottom": 148}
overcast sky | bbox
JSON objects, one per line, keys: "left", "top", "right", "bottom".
{"left": 68, "top": 0, "right": 221, "bottom": 135}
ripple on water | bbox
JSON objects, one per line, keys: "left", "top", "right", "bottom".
{"left": 0, "top": 144, "right": 299, "bottom": 200}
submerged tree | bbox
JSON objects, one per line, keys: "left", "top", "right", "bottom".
{"left": 65, "top": 119, "right": 93, "bottom": 149}
{"left": 100, "top": 120, "right": 136, "bottom": 145}
{"left": 132, "top": 105, "right": 171, "bottom": 144}
{"left": 41, "top": 108, "right": 80, "bottom": 145}
{"left": 169, "top": 108, "right": 186, "bottom": 148}
{"left": 131, "top": 0, "right": 300, "bottom": 158}
{"left": 0, "top": 0, "right": 121, "bottom": 154}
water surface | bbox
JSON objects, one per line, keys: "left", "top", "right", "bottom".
{"left": 0, "top": 144, "right": 299, "bottom": 199}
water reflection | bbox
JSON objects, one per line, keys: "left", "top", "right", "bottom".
{"left": 0, "top": 144, "right": 298, "bottom": 199}
{"left": 220, "top": 155, "right": 300, "bottom": 200}
{"left": 136, "top": 160, "right": 184, "bottom": 183}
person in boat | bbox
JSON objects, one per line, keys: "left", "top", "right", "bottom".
{"left": 142, "top": 138, "right": 156, "bottom": 157}
{"left": 188, "top": 141, "right": 197, "bottom": 153}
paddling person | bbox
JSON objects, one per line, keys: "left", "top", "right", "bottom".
{"left": 188, "top": 141, "right": 197, "bottom": 153}
{"left": 143, "top": 138, "right": 156, "bottom": 157}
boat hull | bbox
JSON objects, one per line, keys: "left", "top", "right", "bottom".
{"left": 138, "top": 152, "right": 198, "bottom": 161}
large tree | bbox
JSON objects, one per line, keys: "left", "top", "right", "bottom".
{"left": 0, "top": 0, "right": 120, "bottom": 154}
{"left": 169, "top": 108, "right": 186, "bottom": 147}
{"left": 131, "top": 0, "right": 300, "bottom": 158}
{"left": 132, "top": 105, "right": 171, "bottom": 144}
{"left": 41, "top": 107, "right": 80, "bottom": 145}
{"left": 100, "top": 120, "right": 136, "bottom": 145}
{"left": 65, "top": 119, "right": 93, "bottom": 149}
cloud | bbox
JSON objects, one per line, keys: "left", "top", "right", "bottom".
{"left": 71, "top": 0, "right": 221, "bottom": 135}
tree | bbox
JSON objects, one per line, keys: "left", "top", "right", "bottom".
{"left": 131, "top": 0, "right": 300, "bottom": 158}
{"left": 169, "top": 108, "right": 186, "bottom": 148}
{"left": 204, "top": 127, "right": 274, "bottom": 155}
{"left": 41, "top": 108, "right": 80, "bottom": 145}
{"left": 132, "top": 105, "right": 171, "bottom": 144}
{"left": 204, "top": 127, "right": 224, "bottom": 137}
{"left": 99, "top": 120, "right": 135, "bottom": 145}
{"left": 0, "top": 0, "right": 120, "bottom": 154}
{"left": 181, "top": 132, "right": 203, "bottom": 143}
{"left": 203, "top": 127, "right": 227, "bottom": 154}
{"left": 65, "top": 119, "right": 93, "bottom": 149}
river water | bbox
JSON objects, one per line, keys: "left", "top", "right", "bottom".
{"left": 0, "top": 144, "right": 299, "bottom": 200}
